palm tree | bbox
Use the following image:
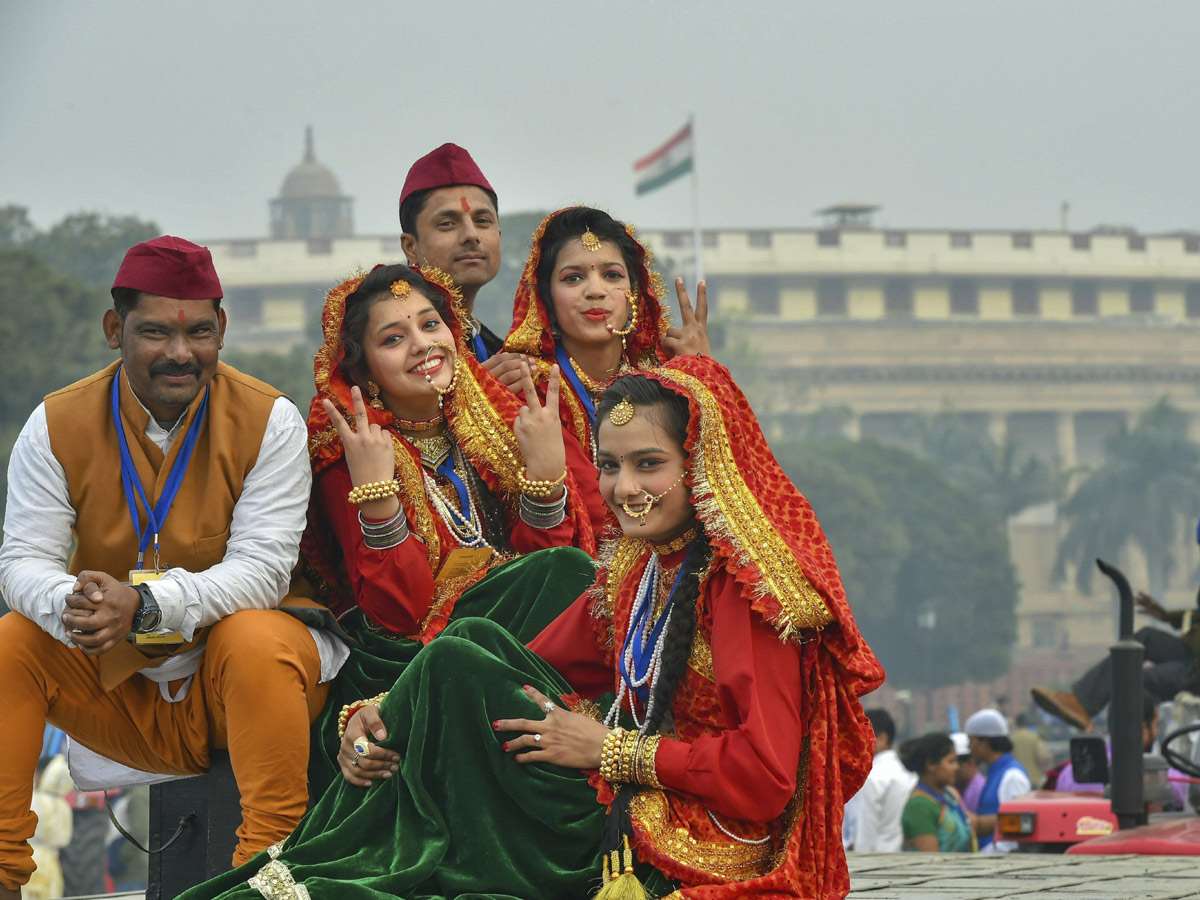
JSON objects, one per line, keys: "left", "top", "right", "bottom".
{"left": 1056, "top": 399, "right": 1200, "bottom": 597}
{"left": 915, "top": 409, "right": 1057, "bottom": 520}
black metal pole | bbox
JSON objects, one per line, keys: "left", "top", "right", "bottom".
{"left": 1097, "top": 558, "right": 1146, "bottom": 829}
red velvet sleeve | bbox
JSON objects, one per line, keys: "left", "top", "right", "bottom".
{"left": 317, "top": 462, "right": 436, "bottom": 635}
{"left": 652, "top": 568, "right": 804, "bottom": 823}
{"left": 527, "top": 590, "right": 612, "bottom": 698}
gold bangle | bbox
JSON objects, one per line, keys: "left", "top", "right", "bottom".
{"left": 336, "top": 693, "right": 389, "bottom": 740}
{"left": 600, "top": 727, "right": 627, "bottom": 783}
{"left": 516, "top": 468, "right": 566, "bottom": 500}
{"left": 635, "top": 734, "right": 664, "bottom": 789}
{"left": 347, "top": 480, "right": 400, "bottom": 505}
{"left": 619, "top": 734, "right": 638, "bottom": 782}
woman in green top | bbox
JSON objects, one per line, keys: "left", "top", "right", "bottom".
{"left": 899, "top": 732, "right": 977, "bottom": 852}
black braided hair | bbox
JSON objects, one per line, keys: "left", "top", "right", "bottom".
{"left": 467, "top": 462, "right": 510, "bottom": 552}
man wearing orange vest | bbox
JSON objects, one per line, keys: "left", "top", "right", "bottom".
{"left": 0, "top": 236, "right": 346, "bottom": 898}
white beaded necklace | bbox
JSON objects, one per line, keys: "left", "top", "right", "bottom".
{"left": 422, "top": 446, "right": 489, "bottom": 549}
{"left": 604, "top": 550, "right": 773, "bottom": 849}
{"left": 605, "top": 553, "right": 674, "bottom": 733}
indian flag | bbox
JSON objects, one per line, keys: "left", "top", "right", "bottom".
{"left": 634, "top": 122, "right": 694, "bottom": 195}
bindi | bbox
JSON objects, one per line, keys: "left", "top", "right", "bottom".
{"left": 460, "top": 196, "right": 470, "bottom": 212}
{"left": 178, "top": 310, "right": 186, "bottom": 322}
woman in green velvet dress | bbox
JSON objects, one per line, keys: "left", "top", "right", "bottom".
{"left": 300, "top": 263, "right": 598, "bottom": 791}
{"left": 181, "top": 356, "right": 882, "bottom": 900}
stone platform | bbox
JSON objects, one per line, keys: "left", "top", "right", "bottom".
{"left": 849, "top": 852, "right": 1200, "bottom": 899}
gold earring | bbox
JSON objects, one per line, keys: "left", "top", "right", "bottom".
{"left": 366, "top": 380, "right": 385, "bottom": 410}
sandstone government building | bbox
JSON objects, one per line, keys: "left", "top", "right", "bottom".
{"left": 209, "top": 134, "right": 1200, "bottom": 724}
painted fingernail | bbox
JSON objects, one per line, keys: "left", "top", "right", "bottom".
{"left": 523, "top": 684, "right": 531, "bottom": 692}
{"left": 502, "top": 741, "right": 509, "bottom": 750}
{"left": 492, "top": 721, "right": 499, "bottom": 729}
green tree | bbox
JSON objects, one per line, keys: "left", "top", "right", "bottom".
{"left": 222, "top": 343, "right": 319, "bottom": 412}
{"left": 775, "top": 444, "right": 908, "bottom": 630}
{"left": 0, "top": 205, "right": 36, "bottom": 246}
{"left": 779, "top": 438, "right": 1018, "bottom": 690}
{"left": 1056, "top": 398, "right": 1200, "bottom": 597}
{"left": 0, "top": 247, "right": 115, "bottom": 524}
{"left": 30, "top": 211, "right": 160, "bottom": 288}
{"left": 916, "top": 408, "right": 1057, "bottom": 519}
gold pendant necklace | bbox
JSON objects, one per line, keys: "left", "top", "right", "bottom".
{"left": 568, "top": 355, "right": 605, "bottom": 398}
{"left": 410, "top": 432, "right": 452, "bottom": 470}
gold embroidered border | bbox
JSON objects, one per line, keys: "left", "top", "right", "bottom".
{"left": 630, "top": 742, "right": 811, "bottom": 886}
{"left": 391, "top": 434, "right": 439, "bottom": 570}
{"left": 687, "top": 630, "right": 714, "bottom": 682}
{"left": 505, "top": 213, "right": 555, "bottom": 354}
{"left": 589, "top": 537, "right": 650, "bottom": 635}
{"left": 445, "top": 361, "right": 526, "bottom": 498}
{"left": 314, "top": 273, "right": 366, "bottom": 402}
{"left": 248, "top": 859, "right": 310, "bottom": 900}
{"left": 629, "top": 790, "right": 776, "bottom": 882}
{"left": 506, "top": 281, "right": 546, "bottom": 354}
{"left": 656, "top": 370, "right": 832, "bottom": 637}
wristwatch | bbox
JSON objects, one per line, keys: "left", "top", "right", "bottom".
{"left": 130, "top": 582, "right": 163, "bottom": 634}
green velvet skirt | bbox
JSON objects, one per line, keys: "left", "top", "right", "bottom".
{"left": 178, "top": 616, "right": 676, "bottom": 900}
{"left": 308, "top": 546, "right": 598, "bottom": 795}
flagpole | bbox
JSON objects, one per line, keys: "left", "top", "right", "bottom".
{"left": 689, "top": 113, "right": 705, "bottom": 285}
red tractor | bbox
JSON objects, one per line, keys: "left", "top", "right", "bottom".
{"left": 996, "top": 559, "right": 1200, "bottom": 853}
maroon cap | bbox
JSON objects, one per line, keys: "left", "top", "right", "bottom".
{"left": 111, "top": 236, "right": 223, "bottom": 300}
{"left": 399, "top": 143, "right": 494, "bottom": 217}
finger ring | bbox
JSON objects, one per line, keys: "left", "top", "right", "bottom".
{"left": 534, "top": 733, "right": 541, "bottom": 746}
{"left": 543, "top": 701, "right": 555, "bottom": 714}
{"left": 353, "top": 737, "right": 370, "bottom": 756}
{"left": 351, "top": 754, "right": 361, "bottom": 767}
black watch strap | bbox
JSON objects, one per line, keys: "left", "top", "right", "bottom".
{"left": 131, "top": 582, "right": 162, "bottom": 634}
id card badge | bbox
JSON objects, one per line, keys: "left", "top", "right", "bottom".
{"left": 128, "top": 568, "right": 186, "bottom": 645}
{"left": 434, "top": 548, "right": 493, "bottom": 583}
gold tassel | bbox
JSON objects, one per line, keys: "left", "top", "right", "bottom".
{"left": 592, "top": 835, "right": 651, "bottom": 900}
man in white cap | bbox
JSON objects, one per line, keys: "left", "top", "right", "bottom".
{"left": 965, "top": 708, "right": 1031, "bottom": 852}
{"left": 951, "top": 732, "right": 984, "bottom": 813}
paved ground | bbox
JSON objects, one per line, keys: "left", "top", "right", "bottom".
{"left": 68, "top": 855, "right": 1200, "bottom": 900}
{"left": 849, "top": 852, "right": 1200, "bottom": 899}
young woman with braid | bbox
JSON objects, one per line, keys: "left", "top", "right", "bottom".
{"left": 300, "top": 263, "right": 598, "bottom": 791}
{"left": 181, "top": 355, "right": 881, "bottom": 900}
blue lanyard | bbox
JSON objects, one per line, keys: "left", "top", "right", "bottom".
{"left": 435, "top": 452, "right": 473, "bottom": 527}
{"left": 553, "top": 343, "right": 596, "bottom": 428}
{"left": 619, "top": 549, "right": 692, "bottom": 704}
{"left": 468, "top": 331, "right": 487, "bottom": 362}
{"left": 111, "top": 366, "right": 210, "bottom": 569}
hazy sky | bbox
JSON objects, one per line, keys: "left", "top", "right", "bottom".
{"left": 3, "top": 1, "right": 1198, "bottom": 241}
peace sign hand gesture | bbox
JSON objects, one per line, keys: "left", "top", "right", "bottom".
{"left": 662, "top": 277, "right": 712, "bottom": 359}
{"left": 512, "top": 362, "right": 567, "bottom": 487}
{"left": 322, "top": 386, "right": 399, "bottom": 517}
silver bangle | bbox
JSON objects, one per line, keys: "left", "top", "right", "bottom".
{"left": 519, "top": 489, "right": 567, "bottom": 530}
{"left": 359, "top": 509, "right": 410, "bottom": 549}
